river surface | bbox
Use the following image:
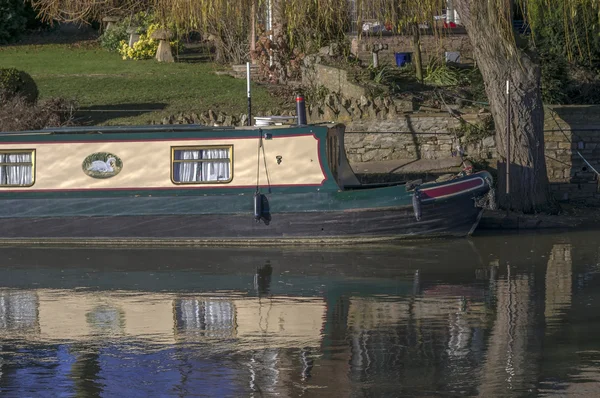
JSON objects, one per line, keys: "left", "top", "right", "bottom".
{"left": 1, "top": 231, "right": 600, "bottom": 397}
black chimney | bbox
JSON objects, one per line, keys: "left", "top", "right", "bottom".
{"left": 296, "top": 94, "right": 307, "bottom": 125}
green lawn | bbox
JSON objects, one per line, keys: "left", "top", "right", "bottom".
{"left": 0, "top": 42, "right": 286, "bottom": 125}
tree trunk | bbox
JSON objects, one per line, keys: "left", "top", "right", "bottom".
{"left": 454, "top": 0, "right": 553, "bottom": 213}
{"left": 272, "top": 0, "right": 284, "bottom": 39}
{"left": 412, "top": 23, "right": 423, "bottom": 83}
{"left": 271, "top": 0, "right": 286, "bottom": 83}
{"left": 250, "top": 0, "right": 257, "bottom": 63}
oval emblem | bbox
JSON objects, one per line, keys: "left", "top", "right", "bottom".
{"left": 82, "top": 152, "right": 123, "bottom": 179}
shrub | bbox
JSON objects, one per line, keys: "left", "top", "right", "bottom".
{"left": 528, "top": 2, "right": 600, "bottom": 104}
{"left": 539, "top": 52, "right": 569, "bottom": 104}
{"left": 424, "top": 60, "right": 461, "bottom": 87}
{"left": 99, "top": 24, "right": 129, "bottom": 52}
{"left": 450, "top": 115, "right": 495, "bottom": 144}
{"left": 0, "top": 68, "right": 39, "bottom": 104}
{"left": 252, "top": 28, "right": 304, "bottom": 84}
{"left": 118, "top": 30, "right": 158, "bottom": 60}
{"left": 0, "top": 95, "right": 77, "bottom": 131}
{"left": 0, "top": 0, "right": 28, "bottom": 43}
{"left": 462, "top": 67, "right": 487, "bottom": 104}
{"left": 369, "top": 64, "right": 395, "bottom": 84}
{"left": 100, "top": 12, "right": 182, "bottom": 60}
{"left": 99, "top": 12, "right": 156, "bottom": 53}
{"left": 118, "top": 24, "right": 182, "bottom": 61}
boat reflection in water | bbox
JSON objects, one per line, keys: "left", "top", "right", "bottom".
{"left": 1, "top": 232, "right": 600, "bottom": 396}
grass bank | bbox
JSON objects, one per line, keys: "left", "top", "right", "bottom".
{"left": 0, "top": 41, "right": 286, "bottom": 125}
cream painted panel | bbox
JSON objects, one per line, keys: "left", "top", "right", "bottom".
{"left": 37, "top": 290, "right": 176, "bottom": 343}
{"left": 12, "top": 290, "right": 327, "bottom": 346}
{"left": 233, "top": 297, "right": 325, "bottom": 348}
{"left": 37, "top": 291, "right": 104, "bottom": 341}
{"left": 348, "top": 298, "right": 409, "bottom": 330}
{"left": 0, "top": 135, "right": 325, "bottom": 190}
{"left": 262, "top": 135, "right": 325, "bottom": 185}
{"left": 234, "top": 135, "right": 326, "bottom": 186}
{"left": 119, "top": 295, "right": 176, "bottom": 343}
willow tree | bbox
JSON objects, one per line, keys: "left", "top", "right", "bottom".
{"left": 30, "top": 0, "right": 254, "bottom": 63}
{"left": 366, "top": 0, "right": 595, "bottom": 212}
{"left": 449, "top": 0, "right": 599, "bottom": 212}
{"left": 30, "top": 0, "right": 144, "bottom": 23}
{"left": 445, "top": 0, "right": 547, "bottom": 212}
{"left": 31, "top": 0, "right": 351, "bottom": 61}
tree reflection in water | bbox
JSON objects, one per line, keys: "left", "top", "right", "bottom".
{"left": 0, "top": 232, "right": 598, "bottom": 396}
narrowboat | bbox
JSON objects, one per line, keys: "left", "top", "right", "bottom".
{"left": 0, "top": 122, "right": 492, "bottom": 245}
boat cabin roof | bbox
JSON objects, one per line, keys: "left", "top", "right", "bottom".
{"left": 0, "top": 123, "right": 336, "bottom": 137}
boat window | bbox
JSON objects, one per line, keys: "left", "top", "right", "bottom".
{"left": 0, "top": 290, "right": 39, "bottom": 331}
{"left": 171, "top": 145, "right": 233, "bottom": 184}
{"left": 0, "top": 150, "right": 35, "bottom": 187}
{"left": 174, "top": 299, "right": 235, "bottom": 338}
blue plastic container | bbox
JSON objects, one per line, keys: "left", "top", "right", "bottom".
{"left": 395, "top": 52, "right": 412, "bottom": 67}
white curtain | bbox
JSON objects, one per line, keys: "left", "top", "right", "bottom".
{"left": 203, "top": 300, "right": 234, "bottom": 333}
{"left": 177, "top": 299, "right": 235, "bottom": 337}
{"left": 201, "top": 149, "right": 230, "bottom": 181}
{"left": 179, "top": 299, "right": 203, "bottom": 329}
{"left": 180, "top": 150, "right": 200, "bottom": 182}
{"left": 176, "top": 149, "right": 230, "bottom": 182}
{"left": 0, "top": 290, "right": 38, "bottom": 331}
{"left": 0, "top": 155, "right": 5, "bottom": 185}
{"left": 0, "top": 153, "right": 33, "bottom": 186}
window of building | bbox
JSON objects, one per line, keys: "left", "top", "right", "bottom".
{"left": 171, "top": 146, "right": 232, "bottom": 184}
{"left": 0, "top": 150, "right": 35, "bottom": 187}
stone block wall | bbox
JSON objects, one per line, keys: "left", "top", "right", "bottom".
{"left": 344, "top": 114, "right": 496, "bottom": 162}
{"left": 349, "top": 33, "right": 474, "bottom": 66}
{"left": 345, "top": 132, "right": 454, "bottom": 162}
{"left": 341, "top": 104, "right": 600, "bottom": 206}
{"left": 305, "top": 64, "right": 367, "bottom": 99}
{"left": 543, "top": 106, "right": 600, "bottom": 205}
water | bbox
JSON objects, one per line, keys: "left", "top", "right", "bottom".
{"left": 1, "top": 231, "right": 600, "bottom": 397}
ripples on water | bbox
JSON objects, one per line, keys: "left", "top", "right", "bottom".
{"left": 1, "top": 231, "right": 600, "bottom": 396}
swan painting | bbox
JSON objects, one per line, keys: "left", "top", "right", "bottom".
{"left": 88, "top": 157, "right": 116, "bottom": 173}
{"left": 82, "top": 153, "right": 122, "bottom": 178}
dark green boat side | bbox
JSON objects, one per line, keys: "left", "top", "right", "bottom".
{"left": 0, "top": 123, "right": 492, "bottom": 244}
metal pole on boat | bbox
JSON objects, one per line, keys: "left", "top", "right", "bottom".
{"left": 506, "top": 79, "right": 511, "bottom": 196}
{"left": 247, "top": 62, "right": 252, "bottom": 126}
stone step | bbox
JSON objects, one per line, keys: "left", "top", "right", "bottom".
{"left": 230, "top": 64, "right": 260, "bottom": 80}
{"left": 214, "top": 70, "right": 260, "bottom": 80}
{"left": 231, "top": 64, "right": 259, "bottom": 72}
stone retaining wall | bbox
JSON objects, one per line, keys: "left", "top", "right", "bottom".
{"left": 544, "top": 106, "right": 600, "bottom": 205}
{"left": 349, "top": 33, "right": 474, "bottom": 66}
{"left": 341, "top": 105, "right": 600, "bottom": 206}
{"left": 344, "top": 114, "right": 496, "bottom": 162}
{"left": 303, "top": 64, "right": 367, "bottom": 99}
